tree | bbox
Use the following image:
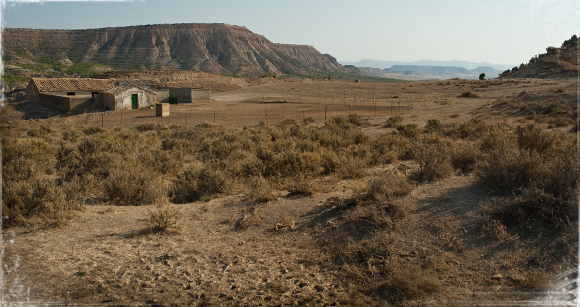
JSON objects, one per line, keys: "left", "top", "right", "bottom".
{"left": 479, "top": 73, "right": 485, "bottom": 80}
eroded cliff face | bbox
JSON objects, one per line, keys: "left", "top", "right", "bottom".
{"left": 2, "top": 23, "right": 344, "bottom": 76}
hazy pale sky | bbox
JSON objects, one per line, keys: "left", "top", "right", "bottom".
{"left": 1, "top": 0, "right": 579, "bottom": 66}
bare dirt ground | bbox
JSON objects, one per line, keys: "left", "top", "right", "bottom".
{"left": 2, "top": 77, "right": 578, "bottom": 306}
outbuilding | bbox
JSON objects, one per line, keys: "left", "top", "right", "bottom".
{"left": 99, "top": 85, "right": 157, "bottom": 111}
{"left": 25, "top": 78, "right": 116, "bottom": 113}
{"left": 157, "top": 87, "right": 211, "bottom": 103}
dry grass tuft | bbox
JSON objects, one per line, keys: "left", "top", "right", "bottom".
{"left": 237, "top": 207, "right": 264, "bottom": 230}
{"left": 146, "top": 203, "right": 182, "bottom": 233}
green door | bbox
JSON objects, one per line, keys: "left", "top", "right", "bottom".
{"left": 131, "top": 94, "right": 138, "bottom": 109}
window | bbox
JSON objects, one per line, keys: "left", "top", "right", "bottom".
{"left": 67, "top": 92, "right": 75, "bottom": 96}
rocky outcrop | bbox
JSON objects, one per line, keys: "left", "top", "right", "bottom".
{"left": 2, "top": 23, "right": 347, "bottom": 76}
{"left": 500, "top": 35, "right": 579, "bottom": 79}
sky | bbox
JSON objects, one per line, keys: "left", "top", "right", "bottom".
{"left": 1, "top": 0, "right": 579, "bottom": 66}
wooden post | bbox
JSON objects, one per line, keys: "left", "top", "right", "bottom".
{"left": 324, "top": 105, "right": 327, "bottom": 122}
{"left": 185, "top": 113, "right": 187, "bottom": 125}
{"left": 302, "top": 106, "right": 305, "bottom": 121}
{"left": 101, "top": 113, "right": 104, "bottom": 128}
{"left": 214, "top": 112, "right": 216, "bottom": 124}
{"left": 120, "top": 113, "right": 122, "bottom": 127}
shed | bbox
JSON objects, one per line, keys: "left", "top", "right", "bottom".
{"left": 25, "top": 78, "right": 116, "bottom": 113}
{"left": 163, "top": 87, "right": 211, "bottom": 103}
{"left": 99, "top": 85, "right": 158, "bottom": 111}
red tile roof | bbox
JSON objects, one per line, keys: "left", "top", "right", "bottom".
{"left": 31, "top": 78, "right": 116, "bottom": 92}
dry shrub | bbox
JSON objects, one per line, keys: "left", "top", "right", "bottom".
{"left": 336, "top": 156, "right": 368, "bottom": 179}
{"left": 3, "top": 138, "right": 56, "bottom": 179}
{"left": 411, "top": 137, "right": 453, "bottom": 182}
{"left": 516, "top": 124, "right": 557, "bottom": 156}
{"left": 450, "top": 140, "right": 481, "bottom": 172}
{"left": 479, "top": 188, "right": 577, "bottom": 231}
{"left": 247, "top": 175, "right": 278, "bottom": 203}
{"left": 146, "top": 203, "right": 182, "bottom": 233}
{"left": 366, "top": 170, "right": 412, "bottom": 202}
{"left": 344, "top": 202, "right": 408, "bottom": 231}
{"left": 2, "top": 176, "right": 76, "bottom": 228}
{"left": 459, "top": 91, "right": 479, "bottom": 98}
{"left": 480, "top": 216, "right": 511, "bottom": 241}
{"left": 237, "top": 207, "right": 264, "bottom": 230}
{"left": 284, "top": 174, "right": 317, "bottom": 196}
{"left": 424, "top": 119, "right": 444, "bottom": 134}
{"left": 396, "top": 124, "right": 420, "bottom": 138}
{"left": 347, "top": 113, "right": 370, "bottom": 126}
{"left": 477, "top": 151, "right": 547, "bottom": 193}
{"left": 383, "top": 115, "right": 403, "bottom": 128}
{"left": 103, "top": 165, "right": 167, "bottom": 206}
{"left": 375, "top": 264, "right": 442, "bottom": 302}
{"left": 519, "top": 270, "right": 550, "bottom": 292}
{"left": 171, "top": 166, "right": 229, "bottom": 204}
{"left": 370, "top": 134, "right": 412, "bottom": 165}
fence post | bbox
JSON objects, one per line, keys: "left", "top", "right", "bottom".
{"left": 101, "top": 113, "right": 104, "bottom": 128}
{"left": 324, "top": 105, "right": 327, "bottom": 122}
{"left": 120, "top": 113, "right": 122, "bottom": 127}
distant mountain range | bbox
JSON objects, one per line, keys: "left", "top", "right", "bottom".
{"left": 341, "top": 59, "right": 514, "bottom": 71}
{"left": 341, "top": 59, "right": 514, "bottom": 80}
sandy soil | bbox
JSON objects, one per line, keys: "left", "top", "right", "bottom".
{"left": 2, "top": 77, "right": 578, "bottom": 306}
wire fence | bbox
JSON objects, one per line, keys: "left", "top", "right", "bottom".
{"left": 81, "top": 93, "right": 414, "bottom": 129}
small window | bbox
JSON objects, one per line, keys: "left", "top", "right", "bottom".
{"left": 67, "top": 92, "right": 75, "bottom": 96}
{"left": 91, "top": 92, "right": 99, "bottom": 97}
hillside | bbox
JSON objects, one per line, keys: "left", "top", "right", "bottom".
{"left": 2, "top": 23, "right": 345, "bottom": 77}
{"left": 500, "top": 35, "right": 579, "bottom": 79}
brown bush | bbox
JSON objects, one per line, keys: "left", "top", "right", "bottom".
{"left": 366, "top": 170, "right": 412, "bottom": 202}
{"left": 370, "top": 134, "right": 412, "bottom": 165}
{"left": 411, "top": 137, "right": 453, "bottom": 182}
{"left": 171, "top": 166, "right": 229, "bottom": 204}
{"left": 2, "top": 176, "right": 76, "bottom": 228}
{"left": 103, "top": 165, "right": 167, "bottom": 206}
{"left": 375, "top": 264, "right": 442, "bottom": 302}
{"left": 459, "top": 91, "right": 479, "bottom": 98}
{"left": 146, "top": 204, "right": 182, "bottom": 233}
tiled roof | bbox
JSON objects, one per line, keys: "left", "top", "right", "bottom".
{"left": 31, "top": 78, "right": 116, "bottom": 92}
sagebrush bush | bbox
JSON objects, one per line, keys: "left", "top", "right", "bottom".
{"left": 477, "top": 146, "right": 546, "bottom": 192}
{"left": 450, "top": 140, "right": 481, "bottom": 172}
{"left": 247, "top": 175, "right": 278, "bottom": 203}
{"left": 103, "top": 166, "right": 166, "bottom": 206}
{"left": 171, "top": 166, "right": 229, "bottom": 204}
{"left": 459, "top": 91, "right": 479, "bottom": 98}
{"left": 2, "top": 176, "right": 76, "bottom": 227}
{"left": 146, "top": 204, "right": 182, "bottom": 233}
{"left": 479, "top": 187, "right": 577, "bottom": 231}
{"left": 477, "top": 124, "right": 578, "bottom": 234}
{"left": 370, "top": 134, "right": 412, "bottom": 165}
{"left": 396, "top": 124, "right": 420, "bottom": 138}
{"left": 384, "top": 115, "right": 404, "bottom": 128}
{"left": 366, "top": 170, "right": 412, "bottom": 202}
{"left": 375, "top": 264, "right": 442, "bottom": 302}
{"left": 411, "top": 137, "right": 453, "bottom": 182}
